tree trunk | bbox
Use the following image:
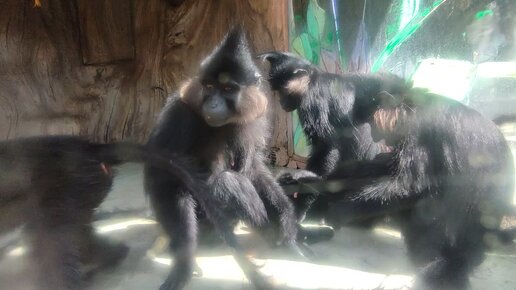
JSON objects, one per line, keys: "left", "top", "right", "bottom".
{"left": 0, "top": 0, "right": 290, "bottom": 152}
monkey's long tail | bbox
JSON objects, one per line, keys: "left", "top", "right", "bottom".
{"left": 91, "top": 142, "right": 202, "bottom": 196}
{"left": 92, "top": 142, "right": 268, "bottom": 234}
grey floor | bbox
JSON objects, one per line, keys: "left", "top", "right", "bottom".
{"left": 1, "top": 163, "right": 515, "bottom": 290}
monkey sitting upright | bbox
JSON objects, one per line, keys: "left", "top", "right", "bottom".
{"left": 145, "top": 27, "right": 312, "bottom": 290}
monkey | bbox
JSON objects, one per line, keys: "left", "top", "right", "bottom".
{"left": 145, "top": 28, "right": 312, "bottom": 290}
{"left": 0, "top": 135, "right": 207, "bottom": 290}
{"left": 258, "top": 51, "right": 390, "bottom": 227}
{"left": 260, "top": 51, "right": 515, "bottom": 289}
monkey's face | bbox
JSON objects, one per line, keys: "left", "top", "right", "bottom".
{"left": 258, "top": 51, "right": 314, "bottom": 112}
{"left": 180, "top": 74, "right": 268, "bottom": 127}
{"left": 199, "top": 72, "right": 252, "bottom": 127}
{"left": 201, "top": 72, "right": 241, "bottom": 127}
{"left": 179, "top": 27, "right": 268, "bottom": 127}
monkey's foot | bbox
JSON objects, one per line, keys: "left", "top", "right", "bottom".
{"left": 159, "top": 272, "right": 190, "bottom": 290}
{"left": 298, "top": 225, "right": 335, "bottom": 245}
{"left": 246, "top": 269, "right": 279, "bottom": 290}
{"left": 413, "top": 259, "right": 470, "bottom": 290}
{"left": 83, "top": 240, "right": 129, "bottom": 268}
{"left": 82, "top": 242, "right": 129, "bottom": 281}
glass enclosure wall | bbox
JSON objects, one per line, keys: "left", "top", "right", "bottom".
{"left": 289, "top": 0, "right": 516, "bottom": 202}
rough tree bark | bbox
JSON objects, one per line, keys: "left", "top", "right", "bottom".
{"left": 0, "top": 0, "right": 291, "bottom": 163}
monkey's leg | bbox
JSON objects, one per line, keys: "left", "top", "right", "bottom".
{"left": 402, "top": 208, "right": 484, "bottom": 290}
{"left": 277, "top": 169, "right": 322, "bottom": 223}
{"left": 215, "top": 220, "right": 277, "bottom": 290}
{"left": 150, "top": 190, "right": 198, "bottom": 290}
{"left": 205, "top": 171, "right": 275, "bottom": 289}
{"left": 28, "top": 208, "right": 84, "bottom": 290}
{"left": 79, "top": 225, "right": 129, "bottom": 279}
{"left": 209, "top": 171, "right": 268, "bottom": 227}
{"left": 253, "top": 168, "right": 315, "bottom": 260}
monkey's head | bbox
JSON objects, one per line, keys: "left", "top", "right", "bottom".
{"left": 352, "top": 74, "right": 413, "bottom": 145}
{"left": 180, "top": 27, "right": 267, "bottom": 127}
{"left": 352, "top": 73, "right": 410, "bottom": 122}
{"left": 258, "top": 51, "right": 316, "bottom": 112}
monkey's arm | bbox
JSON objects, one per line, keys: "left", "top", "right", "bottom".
{"left": 321, "top": 140, "right": 428, "bottom": 225}
{"left": 306, "top": 139, "right": 340, "bottom": 176}
{"left": 274, "top": 138, "right": 338, "bottom": 189}
{"left": 328, "top": 152, "right": 394, "bottom": 180}
{"left": 353, "top": 139, "right": 430, "bottom": 202}
{"left": 295, "top": 144, "right": 427, "bottom": 202}
{"left": 280, "top": 149, "right": 422, "bottom": 226}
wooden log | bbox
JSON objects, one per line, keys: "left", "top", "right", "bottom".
{"left": 0, "top": 0, "right": 291, "bottom": 147}
{"left": 77, "top": 0, "right": 135, "bottom": 65}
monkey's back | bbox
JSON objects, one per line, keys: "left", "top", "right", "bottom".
{"left": 0, "top": 136, "right": 114, "bottom": 234}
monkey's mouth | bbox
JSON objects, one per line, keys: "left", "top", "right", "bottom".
{"left": 204, "top": 115, "right": 228, "bottom": 127}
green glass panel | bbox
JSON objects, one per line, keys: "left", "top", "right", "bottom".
{"left": 372, "top": 0, "right": 446, "bottom": 72}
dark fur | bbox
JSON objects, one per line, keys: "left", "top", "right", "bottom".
{"left": 259, "top": 52, "right": 390, "bottom": 223}
{"left": 0, "top": 135, "right": 201, "bottom": 290}
{"left": 145, "top": 28, "right": 303, "bottom": 290}
{"left": 262, "top": 52, "right": 515, "bottom": 290}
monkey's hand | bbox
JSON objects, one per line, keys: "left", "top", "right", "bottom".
{"left": 277, "top": 169, "right": 322, "bottom": 186}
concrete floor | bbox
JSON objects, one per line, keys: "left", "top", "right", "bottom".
{"left": 1, "top": 163, "right": 515, "bottom": 290}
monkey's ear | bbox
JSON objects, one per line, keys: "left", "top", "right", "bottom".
{"left": 285, "top": 74, "right": 310, "bottom": 95}
{"left": 234, "top": 86, "right": 268, "bottom": 123}
{"left": 179, "top": 79, "right": 203, "bottom": 108}
{"left": 257, "top": 51, "right": 284, "bottom": 65}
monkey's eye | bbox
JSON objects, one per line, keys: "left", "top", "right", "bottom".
{"left": 204, "top": 83, "right": 215, "bottom": 90}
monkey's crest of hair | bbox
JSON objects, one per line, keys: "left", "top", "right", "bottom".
{"left": 178, "top": 27, "right": 270, "bottom": 126}
{"left": 200, "top": 26, "right": 261, "bottom": 85}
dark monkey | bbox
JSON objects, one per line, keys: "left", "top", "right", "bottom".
{"left": 259, "top": 52, "right": 388, "bottom": 224}
{"left": 0, "top": 135, "right": 202, "bottom": 290}
{"left": 261, "top": 52, "right": 515, "bottom": 290}
{"left": 145, "top": 28, "right": 308, "bottom": 290}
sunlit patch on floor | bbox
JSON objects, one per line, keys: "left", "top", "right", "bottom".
{"left": 373, "top": 226, "right": 403, "bottom": 239}
{"left": 95, "top": 218, "right": 157, "bottom": 234}
{"left": 151, "top": 255, "right": 413, "bottom": 289}
{"left": 6, "top": 246, "right": 25, "bottom": 257}
{"left": 486, "top": 253, "right": 516, "bottom": 258}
